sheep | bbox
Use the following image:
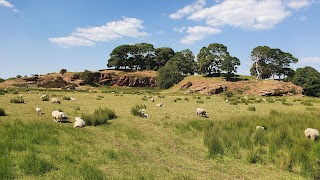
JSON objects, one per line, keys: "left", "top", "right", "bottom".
{"left": 70, "top": 97, "right": 76, "bottom": 101}
{"left": 40, "top": 94, "right": 49, "bottom": 98}
{"left": 156, "top": 103, "right": 165, "bottom": 107}
{"left": 150, "top": 97, "right": 154, "bottom": 102}
{"left": 256, "top": 126, "right": 266, "bottom": 131}
{"left": 51, "top": 110, "right": 68, "bottom": 123}
{"left": 51, "top": 98, "right": 61, "bottom": 104}
{"left": 196, "top": 108, "right": 208, "bottom": 118}
{"left": 74, "top": 117, "right": 85, "bottom": 128}
{"left": 304, "top": 128, "right": 319, "bottom": 141}
{"left": 35, "top": 107, "right": 42, "bottom": 115}
{"left": 143, "top": 113, "right": 149, "bottom": 118}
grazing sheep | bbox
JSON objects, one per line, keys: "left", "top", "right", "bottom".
{"left": 150, "top": 98, "right": 154, "bottom": 102}
{"left": 35, "top": 107, "right": 42, "bottom": 115}
{"left": 196, "top": 108, "right": 208, "bottom": 118}
{"left": 143, "top": 113, "right": 149, "bottom": 118}
{"left": 51, "top": 110, "right": 68, "bottom": 122}
{"left": 51, "top": 98, "right": 61, "bottom": 104}
{"left": 256, "top": 126, "right": 266, "bottom": 131}
{"left": 70, "top": 97, "right": 76, "bottom": 101}
{"left": 40, "top": 94, "right": 49, "bottom": 99}
{"left": 74, "top": 117, "right": 85, "bottom": 128}
{"left": 156, "top": 103, "right": 165, "bottom": 107}
{"left": 304, "top": 128, "right": 319, "bottom": 141}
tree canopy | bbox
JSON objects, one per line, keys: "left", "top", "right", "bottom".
{"left": 290, "top": 66, "right": 320, "bottom": 97}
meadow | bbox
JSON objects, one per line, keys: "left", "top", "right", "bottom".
{"left": 0, "top": 87, "right": 319, "bottom": 179}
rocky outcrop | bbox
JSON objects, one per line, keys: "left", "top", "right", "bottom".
{"left": 185, "top": 84, "right": 227, "bottom": 95}
{"left": 98, "top": 73, "right": 157, "bottom": 87}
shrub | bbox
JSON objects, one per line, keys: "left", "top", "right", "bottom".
{"left": 82, "top": 108, "right": 116, "bottom": 126}
{"left": 0, "top": 108, "right": 6, "bottom": 116}
{"left": 157, "top": 65, "right": 183, "bottom": 89}
{"left": 10, "top": 97, "right": 24, "bottom": 103}
{"left": 60, "top": 68, "right": 67, "bottom": 75}
{"left": 131, "top": 104, "right": 146, "bottom": 117}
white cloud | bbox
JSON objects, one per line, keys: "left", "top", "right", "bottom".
{"left": 49, "top": 17, "right": 149, "bottom": 47}
{"left": 0, "top": 0, "right": 18, "bottom": 12}
{"left": 0, "top": 0, "right": 13, "bottom": 8}
{"left": 180, "top": 26, "right": 221, "bottom": 44}
{"left": 188, "top": 0, "right": 291, "bottom": 30}
{"left": 299, "top": 57, "right": 320, "bottom": 63}
{"left": 287, "top": 0, "right": 312, "bottom": 9}
{"left": 48, "top": 36, "right": 95, "bottom": 48}
{"left": 169, "top": 0, "right": 206, "bottom": 19}
{"left": 173, "top": 27, "right": 187, "bottom": 33}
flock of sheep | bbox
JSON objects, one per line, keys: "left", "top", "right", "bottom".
{"left": 35, "top": 93, "right": 319, "bottom": 141}
{"left": 36, "top": 94, "right": 85, "bottom": 128}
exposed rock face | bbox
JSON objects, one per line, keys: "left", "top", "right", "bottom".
{"left": 185, "top": 84, "right": 227, "bottom": 95}
{"left": 98, "top": 73, "right": 157, "bottom": 87}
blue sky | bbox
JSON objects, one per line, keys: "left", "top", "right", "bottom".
{"left": 0, "top": 0, "right": 319, "bottom": 79}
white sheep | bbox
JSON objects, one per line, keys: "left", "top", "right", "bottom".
{"left": 74, "top": 117, "right": 85, "bottom": 128}
{"left": 156, "top": 103, "right": 165, "bottom": 107}
{"left": 196, "top": 108, "right": 208, "bottom": 118}
{"left": 51, "top": 98, "right": 61, "bottom": 104}
{"left": 150, "top": 97, "right": 154, "bottom": 102}
{"left": 40, "top": 94, "right": 49, "bottom": 99}
{"left": 256, "top": 126, "right": 266, "bottom": 131}
{"left": 143, "top": 113, "right": 149, "bottom": 118}
{"left": 35, "top": 107, "right": 42, "bottom": 115}
{"left": 70, "top": 97, "right": 76, "bottom": 101}
{"left": 52, "top": 110, "right": 68, "bottom": 122}
{"left": 304, "top": 128, "right": 319, "bottom": 141}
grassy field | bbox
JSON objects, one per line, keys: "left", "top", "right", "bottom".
{"left": 0, "top": 87, "right": 319, "bottom": 179}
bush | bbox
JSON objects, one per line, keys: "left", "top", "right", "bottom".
{"left": 10, "top": 97, "right": 24, "bottom": 103}
{"left": 60, "top": 68, "right": 67, "bottom": 75}
{"left": 157, "top": 65, "right": 183, "bottom": 89}
{"left": 82, "top": 108, "right": 116, "bottom": 126}
{"left": 0, "top": 108, "right": 6, "bottom": 116}
{"left": 131, "top": 104, "right": 146, "bottom": 117}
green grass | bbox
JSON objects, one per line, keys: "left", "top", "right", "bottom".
{"left": 82, "top": 107, "right": 117, "bottom": 126}
{"left": 0, "top": 90, "right": 319, "bottom": 179}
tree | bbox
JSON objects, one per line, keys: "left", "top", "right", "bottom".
{"left": 290, "top": 66, "right": 320, "bottom": 97}
{"left": 80, "top": 70, "right": 100, "bottom": 85}
{"left": 60, "top": 69, "right": 67, "bottom": 75}
{"left": 107, "top": 45, "right": 132, "bottom": 69}
{"left": 167, "top": 49, "right": 197, "bottom": 75}
{"left": 197, "top": 43, "right": 230, "bottom": 76}
{"left": 221, "top": 56, "right": 240, "bottom": 81}
{"left": 0, "top": 78, "right": 4, "bottom": 83}
{"left": 132, "top": 43, "right": 155, "bottom": 70}
{"left": 154, "top": 47, "right": 175, "bottom": 70}
{"left": 157, "top": 65, "right": 183, "bottom": 89}
{"left": 250, "top": 46, "right": 298, "bottom": 81}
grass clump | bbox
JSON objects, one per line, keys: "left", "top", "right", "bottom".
{"left": 10, "top": 97, "right": 24, "bottom": 103}
{"left": 63, "top": 96, "right": 71, "bottom": 100}
{"left": 20, "top": 153, "right": 56, "bottom": 176}
{"left": 131, "top": 104, "right": 146, "bottom": 117}
{"left": 196, "top": 100, "right": 204, "bottom": 104}
{"left": 247, "top": 106, "right": 256, "bottom": 111}
{"left": 82, "top": 107, "right": 117, "bottom": 126}
{"left": 0, "top": 108, "right": 6, "bottom": 116}
{"left": 301, "top": 101, "right": 313, "bottom": 106}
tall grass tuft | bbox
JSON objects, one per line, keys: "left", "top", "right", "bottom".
{"left": 247, "top": 106, "right": 256, "bottom": 111}
{"left": 10, "top": 97, "right": 24, "bottom": 103}
{"left": 131, "top": 104, "right": 146, "bottom": 117}
{"left": 82, "top": 107, "right": 117, "bottom": 126}
{"left": 20, "top": 153, "right": 56, "bottom": 176}
{"left": 63, "top": 96, "right": 71, "bottom": 100}
{"left": 0, "top": 108, "right": 6, "bottom": 116}
{"left": 203, "top": 111, "right": 320, "bottom": 178}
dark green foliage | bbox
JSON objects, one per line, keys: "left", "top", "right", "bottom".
{"left": 290, "top": 66, "right": 320, "bottom": 97}
{"left": 157, "top": 65, "right": 183, "bottom": 89}
{"left": 80, "top": 70, "right": 100, "bottom": 86}
{"left": 0, "top": 108, "right": 6, "bottom": 116}
{"left": 167, "top": 49, "right": 197, "bottom": 75}
{"left": 82, "top": 108, "right": 117, "bottom": 126}
{"left": 0, "top": 78, "right": 5, "bottom": 83}
{"left": 60, "top": 68, "right": 67, "bottom": 75}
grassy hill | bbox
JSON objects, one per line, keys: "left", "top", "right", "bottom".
{"left": 0, "top": 86, "right": 319, "bottom": 179}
